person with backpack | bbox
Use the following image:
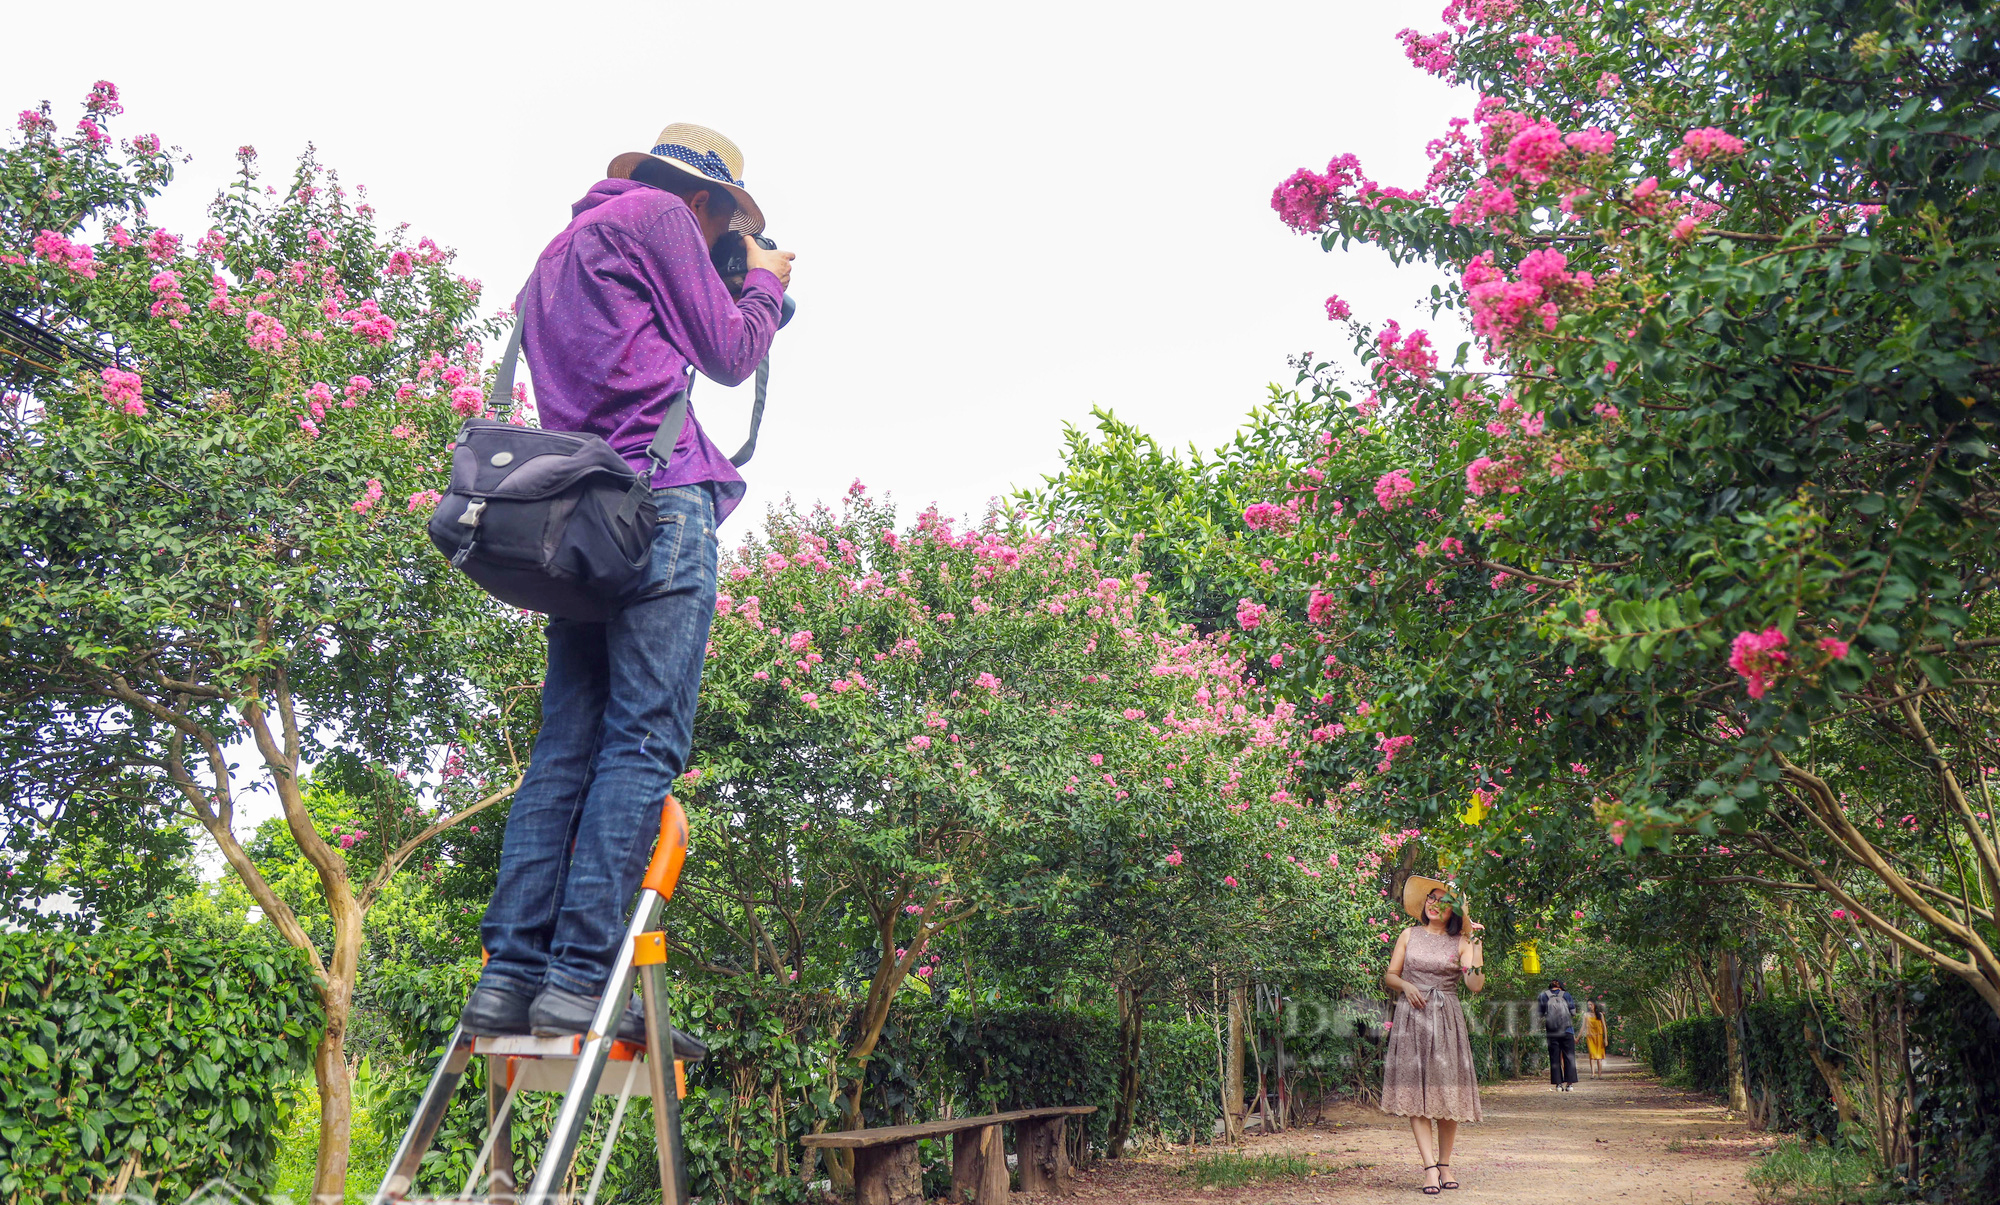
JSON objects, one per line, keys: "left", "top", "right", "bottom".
{"left": 1537, "top": 978, "right": 1580, "bottom": 1090}
{"left": 454, "top": 123, "right": 794, "bottom": 1041}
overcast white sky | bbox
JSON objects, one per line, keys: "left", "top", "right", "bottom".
{"left": 11, "top": 0, "right": 1466, "bottom": 531}
{"left": 12, "top": 1, "right": 1472, "bottom": 863}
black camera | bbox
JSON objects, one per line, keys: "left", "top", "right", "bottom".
{"left": 713, "top": 233, "right": 797, "bottom": 328}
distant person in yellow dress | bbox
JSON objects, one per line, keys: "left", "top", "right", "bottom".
{"left": 1583, "top": 1002, "right": 1608, "bottom": 1077}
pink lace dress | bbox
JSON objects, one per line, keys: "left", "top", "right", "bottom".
{"left": 1379, "top": 926, "right": 1482, "bottom": 1122}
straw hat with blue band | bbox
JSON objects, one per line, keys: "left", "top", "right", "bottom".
{"left": 608, "top": 123, "right": 766, "bottom": 235}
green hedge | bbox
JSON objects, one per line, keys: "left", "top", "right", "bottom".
{"left": 0, "top": 933, "right": 321, "bottom": 1204}
{"left": 1907, "top": 972, "right": 2000, "bottom": 1204}
{"left": 1639, "top": 997, "right": 1846, "bottom": 1140}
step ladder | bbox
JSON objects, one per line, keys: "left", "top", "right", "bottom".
{"left": 372, "top": 797, "right": 696, "bottom": 1205}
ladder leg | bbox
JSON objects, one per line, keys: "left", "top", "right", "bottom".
{"left": 370, "top": 1026, "right": 475, "bottom": 1205}
{"left": 583, "top": 1061, "right": 641, "bottom": 1205}
{"left": 489, "top": 1056, "right": 517, "bottom": 1201}
{"left": 641, "top": 960, "right": 690, "bottom": 1205}
{"left": 525, "top": 887, "right": 667, "bottom": 1201}
{"left": 462, "top": 1078, "right": 522, "bottom": 1199}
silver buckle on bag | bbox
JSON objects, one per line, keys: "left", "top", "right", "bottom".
{"left": 458, "top": 499, "right": 487, "bottom": 528}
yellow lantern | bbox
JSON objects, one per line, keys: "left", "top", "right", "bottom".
{"left": 1521, "top": 941, "right": 1542, "bottom": 975}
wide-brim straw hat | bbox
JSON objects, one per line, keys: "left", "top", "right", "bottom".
{"left": 608, "top": 123, "right": 765, "bottom": 235}
{"left": 1402, "top": 874, "right": 1455, "bottom": 921}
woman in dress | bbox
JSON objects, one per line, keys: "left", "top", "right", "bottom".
{"left": 1381, "top": 875, "right": 1485, "bottom": 1195}
{"left": 1583, "top": 1001, "right": 1608, "bottom": 1078}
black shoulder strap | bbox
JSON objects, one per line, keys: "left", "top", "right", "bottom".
{"left": 648, "top": 355, "right": 773, "bottom": 474}
{"left": 488, "top": 316, "right": 525, "bottom": 413}
{"left": 647, "top": 380, "right": 691, "bottom": 478}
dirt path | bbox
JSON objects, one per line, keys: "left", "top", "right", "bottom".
{"left": 1050, "top": 1057, "right": 1779, "bottom": 1204}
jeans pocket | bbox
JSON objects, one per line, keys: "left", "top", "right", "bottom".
{"left": 635, "top": 512, "right": 688, "bottom": 600}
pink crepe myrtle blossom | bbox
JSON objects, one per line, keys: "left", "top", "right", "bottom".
{"left": 385, "top": 249, "right": 415, "bottom": 277}
{"left": 1236, "top": 598, "right": 1268, "bottom": 630}
{"left": 1307, "top": 590, "right": 1338, "bottom": 625}
{"left": 345, "top": 375, "right": 373, "bottom": 402}
{"left": 406, "top": 489, "right": 442, "bottom": 511}
{"left": 1564, "top": 127, "right": 1617, "bottom": 156}
{"left": 1271, "top": 156, "right": 1360, "bottom": 233}
{"left": 1222, "top": 875, "right": 1239, "bottom": 888}
{"left": 1595, "top": 71, "right": 1622, "bottom": 96}
{"left": 1324, "top": 294, "right": 1353, "bottom": 321}
{"left": 1241, "top": 501, "right": 1295, "bottom": 532}
{"left": 100, "top": 367, "right": 145, "bottom": 416}
{"left": 1729, "top": 627, "right": 1789, "bottom": 698}
{"left": 787, "top": 630, "right": 814, "bottom": 652}
{"left": 245, "top": 311, "right": 288, "bottom": 353}
{"left": 85, "top": 80, "right": 123, "bottom": 115}
{"left": 450, "top": 385, "right": 484, "bottom": 417}
{"left": 1464, "top": 455, "right": 1523, "bottom": 496}
{"left": 1166, "top": 848, "right": 1184, "bottom": 867}
{"left": 1831, "top": 909, "right": 1848, "bottom": 920}
{"left": 1122, "top": 708, "right": 1145, "bottom": 720}
{"left": 1819, "top": 637, "right": 1850, "bottom": 661}
{"left": 351, "top": 479, "right": 384, "bottom": 515}
{"left": 910, "top": 735, "right": 932, "bottom": 750}
{"left": 1376, "top": 321, "right": 1438, "bottom": 382}
{"left": 144, "top": 229, "right": 180, "bottom": 262}
{"left": 1375, "top": 733, "right": 1415, "bottom": 772}
{"left": 1671, "top": 127, "right": 1749, "bottom": 168}
{"left": 32, "top": 230, "right": 97, "bottom": 278}
{"left": 973, "top": 671, "right": 1002, "bottom": 694}
{"left": 800, "top": 692, "right": 819, "bottom": 708}
{"left": 1671, "top": 215, "right": 1702, "bottom": 241}
{"left": 1374, "top": 468, "right": 1418, "bottom": 509}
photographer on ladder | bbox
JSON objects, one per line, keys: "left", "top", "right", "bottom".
{"left": 459, "top": 123, "right": 793, "bottom": 1040}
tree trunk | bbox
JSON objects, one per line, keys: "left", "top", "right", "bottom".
{"left": 1801, "top": 1016, "right": 1854, "bottom": 1128}
{"left": 311, "top": 887, "right": 365, "bottom": 1204}
{"left": 829, "top": 890, "right": 945, "bottom": 1190}
{"left": 1107, "top": 981, "right": 1144, "bottom": 1158}
{"left": 1224, "top": 984, "right": 1246, "bottom": 1143}
{"left": 1717, "top": 952, "right": 1750, "bottom": 1113}
{"left": 1247, "top": 995, "right": 1267, "bottom": 1132}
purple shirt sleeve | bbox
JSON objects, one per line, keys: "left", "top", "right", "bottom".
{"left": 615, "top": 208, "right": 784, "bottom": 386}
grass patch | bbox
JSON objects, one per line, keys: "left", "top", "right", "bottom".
{"left": 1745, "top": 1136, "right": 1886, "bottom": 1205}
{"left": 1178, "top": 1152, "right": 1317, "bottom": 1187}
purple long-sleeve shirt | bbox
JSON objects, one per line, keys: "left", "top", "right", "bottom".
{"left": 517, "top": 179, "right": 785, "bottom": 525}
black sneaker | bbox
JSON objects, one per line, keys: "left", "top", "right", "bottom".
{"left": 529, "top": 984, "right": 708, "bottom": 1061}
{"left": 459, "top": 983, "right": 536, "bottom": 1036}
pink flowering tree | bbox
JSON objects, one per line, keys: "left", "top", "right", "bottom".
{"left": 0, "top": 85, "right": 539, "bottom": 1196}
{"left": 676, "top": 487, "right": 1374, "bottom": 1179}
{"left": 1036, "top": 2, "right": 2000, "bottom": 1017}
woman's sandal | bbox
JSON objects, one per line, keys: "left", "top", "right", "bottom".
{"left": 1438, "top": 1163, "right": 1459, "bottom": 1190}
{"left": 1422, "top": 1164, "right": 1442, "bottom": 1195}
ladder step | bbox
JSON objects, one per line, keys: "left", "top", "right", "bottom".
{"left": 506, "top": 1054, "right": 652, "bottom": 1096}
{"left": 470, "top": 1033, "right": 647, "bottom": 1060}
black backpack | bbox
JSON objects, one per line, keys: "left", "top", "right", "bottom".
{"left": 426, "top": 320, "right": 668, "bottom": 622}
{"left": 1543, "top": 992, "right": 1573, "bottom": 1036}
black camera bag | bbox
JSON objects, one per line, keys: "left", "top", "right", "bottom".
{"left": 427, "top": 318, "right": 677, "bottom": 622}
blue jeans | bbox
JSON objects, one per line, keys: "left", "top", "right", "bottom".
{"left": 478, "top": 484, "right": 718, "bottom": 998}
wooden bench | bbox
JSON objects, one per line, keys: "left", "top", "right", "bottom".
{"left": 800, "top": 1105, "right": 1095, "bottom": 1205}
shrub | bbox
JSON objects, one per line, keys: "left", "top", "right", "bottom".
{"left": 0, "top": 933, "right": 320, "bottom": 1204}
{"left": 1906, "top": 972, "right": 2000, "bottom": 1204}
